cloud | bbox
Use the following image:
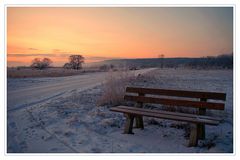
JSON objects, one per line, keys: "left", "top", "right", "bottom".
{"left": 8, "top": 53, "right": 73, "bottom": 58}
{"left": 52, "top": 49, "right": 72, "bottom": 54}
{"left": 8, "top": 53, "right": 57, "bottom": 57}
{"left": 28, "top": 48, "right": 38, "bottom": 50}
{"left": 8, "top": 52, "right": 123, "bottom": 62}
{"left": 85, "top": 56, "right": 119, "bottom": 61}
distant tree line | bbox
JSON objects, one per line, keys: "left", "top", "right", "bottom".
{"left": 185, "top": 54, "right": 233, "bottom": 69}
{"left": 100, "top": 54, "right": 233, "bottom": 70}
{"left": 30, "top": 53, "right": 233, "bottom": 70}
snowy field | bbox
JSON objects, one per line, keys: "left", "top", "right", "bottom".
{"left": 7, "top": 68, "right": 233, "bottom": 153}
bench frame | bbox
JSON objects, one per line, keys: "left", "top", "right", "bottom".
{"left": 110, "top": 87, "right": 226, "bottom": 147}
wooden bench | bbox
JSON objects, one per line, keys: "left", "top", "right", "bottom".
{"left": 110, "top": 87, "right": 226, "bottom": 147}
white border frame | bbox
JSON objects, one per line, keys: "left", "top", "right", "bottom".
{"left": 2, "top": 1, "right": 238, "bottom": 160}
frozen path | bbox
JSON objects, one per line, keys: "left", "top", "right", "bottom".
{"left": 7, "top": 68, "right": 156, "bottom": 112}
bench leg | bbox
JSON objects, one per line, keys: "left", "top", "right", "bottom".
{"left": 135, "top": 116, "right": 144, "bottom": 129}
{"left": 134, "top": 99, "right": 144, "bottom": 129}
{"left": 198, "top": 124, "right": 205, "bottom": 140}
{"left": 188, "top": 124, "right": 199, "bottom": 147}
{"left": 123, "top": 114, "right": 134, "bottom": 134}
{"left": 198, "top": 102, "right": 206, "bottom": 140}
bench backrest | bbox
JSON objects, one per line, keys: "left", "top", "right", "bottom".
{"left": 124, "top": 87, "right": 226, "bottom": 110}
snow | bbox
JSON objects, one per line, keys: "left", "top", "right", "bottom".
{"left": 7, "top": 68, "right": 155, "bottom": 112}
{"left": 7, "top": 68, "right": 233, "bottom": 153}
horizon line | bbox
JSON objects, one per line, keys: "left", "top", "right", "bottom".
{"left": 7, "top": 53, "right": 233, "bottom": 67}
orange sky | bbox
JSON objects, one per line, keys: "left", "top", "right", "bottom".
{"left": 7, "top": 7, "right": 233, "bottom": 67}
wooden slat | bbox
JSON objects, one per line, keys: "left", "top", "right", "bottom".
{"left": 126, "top": 87, "right": 226, "bottom": 101}
{"left": 124, "top": 95, "right": 225, "bottom": 110}
{"left": 110, "top": 107, "right": 219, "bottom": 125}
{"left": 117, "top": 106, "right": 221, "bottom": 121}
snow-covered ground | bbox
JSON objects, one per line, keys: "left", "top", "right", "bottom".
{"left": 7, "top": 68, "right": 155, "bottom": 112}
{"left": 7, "top": 68, "right": 233, "bottom": 153}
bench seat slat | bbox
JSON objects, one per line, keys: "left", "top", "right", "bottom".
{"left": 126, "top": 87, "right": 226, "bottom": 101}
{"left": 124, "top": 95, "right": 225, "bottom": 110}
{"left": 117, "top": 106, "right": 222, "bottom": 121}
{"left": 110, "top": 107, "right": 219, "bottom": 125}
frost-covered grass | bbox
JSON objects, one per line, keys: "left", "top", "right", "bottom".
{"left": 7, "top": 68, "right": 233, "bottom": 153}
{"left": 97, "top": 70, "right": 136, "bottom": 106}
{"left": 7, "top": 67, "right": 100, "bottom": 78}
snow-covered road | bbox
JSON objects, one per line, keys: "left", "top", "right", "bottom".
{"left": 7, "top": 68, "right": 156, "bottom": 112}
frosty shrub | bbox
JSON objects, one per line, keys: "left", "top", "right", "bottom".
{"left": 97, "top": 70, "right": 136, "bottom": 106}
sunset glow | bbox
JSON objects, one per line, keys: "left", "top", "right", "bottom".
{"left": 7, "top": 7, "right": 233, "bottom": 67}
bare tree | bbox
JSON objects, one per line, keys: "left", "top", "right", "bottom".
{"left": 30, "top": 58, "right": 52, "bottom": 70}
{"left": 158, "top": 54, "right": 165, "bottom": 68}
{"left": 64, "top": 55, "right": 85, "bottom": 70}
{"left": 63, "top": 63, "right": 73, "bottom": 69}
